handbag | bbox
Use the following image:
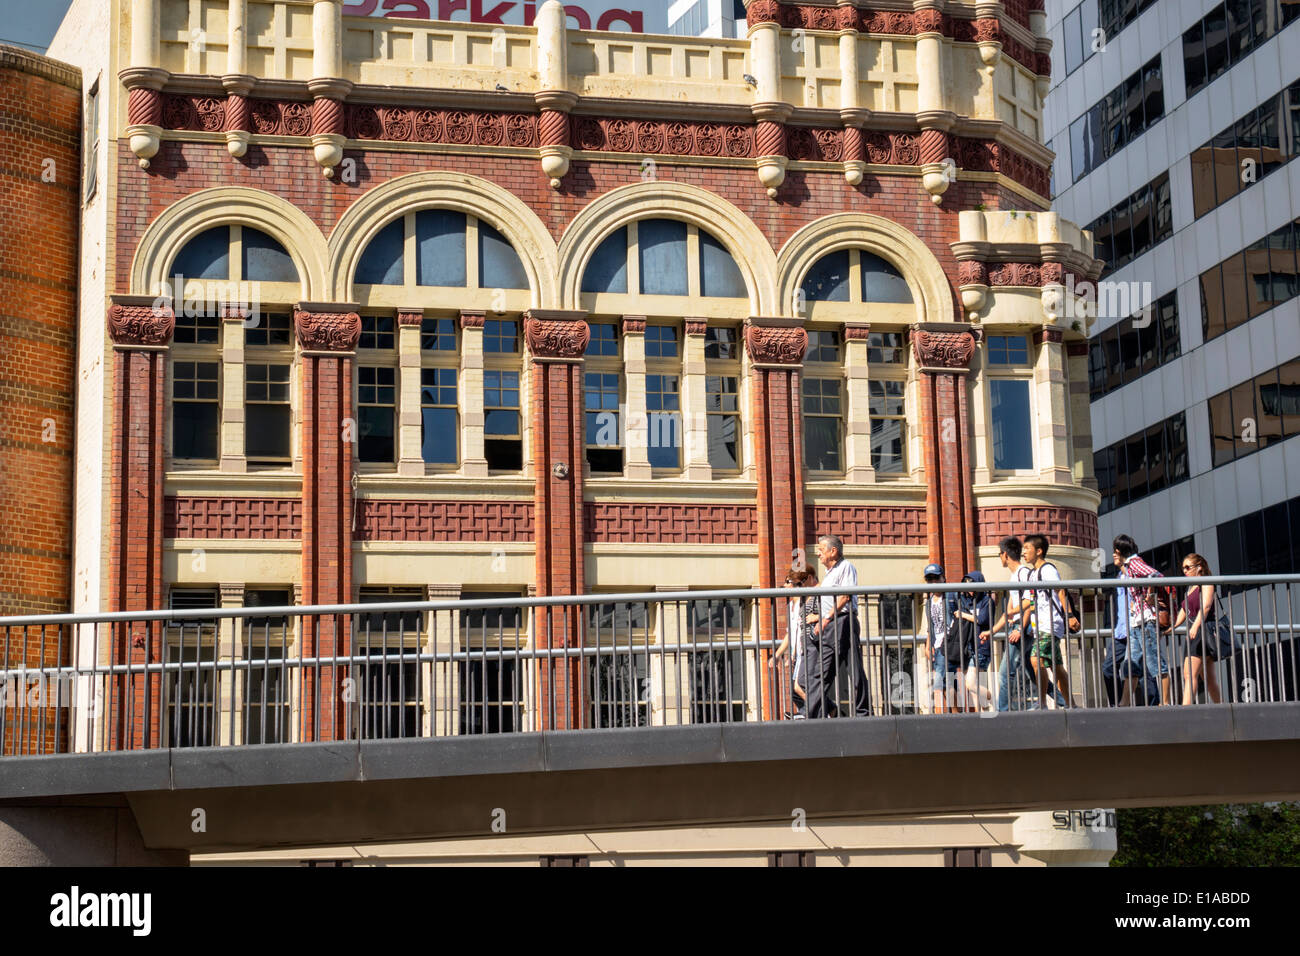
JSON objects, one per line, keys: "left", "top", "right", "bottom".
{"left": 1210, "top": 591, "right": 1235, "bottom": 660}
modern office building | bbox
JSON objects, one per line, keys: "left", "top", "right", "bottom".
{"left": 1044, "top": 0, "right": 1300, "bottom": 580}
{"left": 668, "top": 0, "right": 750, "bottom": 38}
{"left": 12, "top": 0, "right": 1118, "bottom": 864}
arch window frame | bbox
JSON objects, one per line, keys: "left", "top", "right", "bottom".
{"left": 578, "top": 219, "right": 750, "bottom": 319}
{"left": 351, "top": 211, "right": 533, "bottom": 314}
{"left": 798, "top": 247, "right": 915, "bottom": 323}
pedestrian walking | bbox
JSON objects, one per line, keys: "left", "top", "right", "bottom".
{"left": 805, "top": 534, "right": 871, "bottom": 718}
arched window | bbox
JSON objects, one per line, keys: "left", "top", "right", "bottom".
{"left": 354, "top": 211, "right": 528, "bottom": 292}
{"left": 800, "top": 248, "right": 913, "bottom": 307}
{"left": 579, "top": 219, "right": 747, "bottom": 301}
{"left": 169, "top": 225, "right": 300, "bottom": 285}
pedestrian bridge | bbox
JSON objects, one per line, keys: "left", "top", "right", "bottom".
{"left": 2, "top": 579, "right": 1298, "bottom": 863}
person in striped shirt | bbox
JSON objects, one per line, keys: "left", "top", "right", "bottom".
{"left": 1113, "top": 534, "right": 1171, "bottom": 706}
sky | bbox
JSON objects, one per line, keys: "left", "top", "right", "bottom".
{"left": 0, "top": 0, "right": 75, "bottom": 53}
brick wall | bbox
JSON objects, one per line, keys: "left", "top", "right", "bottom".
{"left": 0, "top": 47, "right": 80, "bottom": 753}
{"left": 115, "top": 139, "right": 1026, "bottom": 321}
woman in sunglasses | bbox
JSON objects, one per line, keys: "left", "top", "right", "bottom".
{"left": 1171, "top": 553, "right": 1223, "bottom": 705}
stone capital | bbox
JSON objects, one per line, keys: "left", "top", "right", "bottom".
{"left": 523, "top": 309, "right": 590, "bottom": 361}
{"left": 108, "top": 295, "right": 174, "bottom": 347}
{"left": 744, "top": 317, "right": 808, "bottom": 367}
{"left": 294, "top": 303, "right": 361, "bottom": 352}
{"left": 910, "top": 324, "right": 976, "bottom": 371}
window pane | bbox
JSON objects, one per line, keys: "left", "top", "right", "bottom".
{"left": 420, "top": 317, "right": 456, "bottom": 351}
{"left": 416, "top": 210, "right": 468, "bottom": 287}
{"left": 989, "top": 379, "right": 1033, "bottom": 470}
{"left": 638, "top": 219, "right": 689, "bottom": 296}
{"left": 359, "top": 405, "right": 395, "bottom": 463}
{"left": 582, "top": 228, "right": 628, "bottom": 294}
{"left": 421, "top": 407, "right": 458, "bottom": 464}
{"left": 479, "top": 221, "right": 528, "bottom": 290}
{"left": 356, "top": 219, "right": 404, "bottom": 286}
{"left": 242, "top": 228, "right": 298, "bottom": 284}
{"left": 585, "top": 323, "right": 619, "bottom": 357}
{"left": 802, "top": 250, "right": 851, "bottom": 302}
{"left": 171, "top": 226, "right": 230, "bottom": 281}
{"left": 246, "top": 403, "right": 290, "bottom": 460}
{"left": 707, "top": 413, "right": 739, "bottom": 471}
{"left": 860, "top": 252, "right": 912, "bottom": 303}
{"left": 699, "top": 230, "right": 746, "bottom": 298}
{"left": 173, "top": 402, "right": 218, "bottom": 460}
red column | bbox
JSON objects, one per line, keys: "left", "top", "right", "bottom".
{"left": 524, "top": 310, "right": 590, "bottom": 729}
{"left": 745, "top": 318, "right": 809, "bottom": 720}
{"left": 295, "top": 306, "right": 360, "bottom": 741}
{"left": 912, "top": 326, "right": 978, "bottom": 579}
{"left": 106, "top": 296, "right": 175, "bottom": 750}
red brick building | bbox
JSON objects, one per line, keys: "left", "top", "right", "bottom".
{"left": 36, "top": 0, "right": 1104, "bottom": 747}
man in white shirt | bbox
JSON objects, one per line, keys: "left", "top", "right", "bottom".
{"left": 806, "top": 534, "right": 871, "bottom": 718}
{"left": 1024, "top": 533, "right": 1074, "bottom": 709}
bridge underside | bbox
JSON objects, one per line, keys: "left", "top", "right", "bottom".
{"left": 1, "top": 705, "right": 1298, "bottom": 857}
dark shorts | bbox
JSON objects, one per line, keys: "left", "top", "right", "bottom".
{"left": 1187, "top": 619, "right": 1228, "bottom": 661}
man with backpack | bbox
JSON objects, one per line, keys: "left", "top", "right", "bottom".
{"left": 1023, "top": 534, "right": 1077, "bottom": 709}
{"left": 1112, "top": 534, "right": 1172, "bottom": 706}
{"left": 983, "top": 536, "right": 1065, "bottom": 711}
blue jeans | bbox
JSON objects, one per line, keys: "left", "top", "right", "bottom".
{"left": 1101, "top": 636, "right": 1161, "bottom": 705}
{"left": 997, "top": 633, "right": 1067, "bottom": 711}
{"left": 1128, "top": 620, "right": 1169, "bottom": 682}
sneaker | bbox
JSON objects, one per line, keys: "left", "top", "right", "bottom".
{"left": 792, "top": 713, "right": 806, "bottom": 720}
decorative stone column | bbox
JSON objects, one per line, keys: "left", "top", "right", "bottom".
{"left": 621, "top": 316, "right": 652, "bottom": 481}
{"left": 746, "top": 2, "right": 790, "bottom": 197}
{"left": 682, "top": 319, "right": 711, "bottom": 481}
{"left": 1033, "top": 325, "right": 1072, "bottom": 485}
{"left": 914, "top": 0, "right": 955, "bottom": 204}
{"left": 843, "top": 323, "right": 876, "bottom": 483}
{"left": 106, "top": 295, "right": 174, "bottom": 750}
{"left": 216, "top": 583, "right": 244, "bottom": 746}
{"left": 220, "top": 305, "right": 247, "bottom": 472}
{"left": 535, "top": 0, "right": 575, "bottom": 188}
{"left": 396, "top": 309, "right": 424, "bottom": 477}
{"left": 222, "top": 0, "right": 253, "bottom": 158}
{"left": 425, "top": 584, "right": 461, "bottom": 737}
{"left": 309, "top": 0, "right": 350, "bottom": 177}
{"left": 837, "top": 6, "right": 868, "bottom": 186}
{"left": 745, "top": 317, "right": 808, "bottom": 720}
{"left": 1066, "top": 340, "right": 1096, "bottom": 490}
{"left": 294, "top": 303, "right": 360, "bottom": 741}
{"left": 911, "top": 324, "right": 977, "bottom": 578}
{"left": 459, "top": 311, "right": 489, "bottom": 478}
{"left": 524, "top": 309, "right": 590, "bottom": 729}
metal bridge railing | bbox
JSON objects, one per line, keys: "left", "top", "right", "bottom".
{"left": 1, "top": 575, "right": 1298, "bottom": 756}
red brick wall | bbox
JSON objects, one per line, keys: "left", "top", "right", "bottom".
{"left": 0, "top": 50, "right": 79, "bottom": 753}
{"left": 115, "top": 139, "right": 1028, "bottom": 323}
{"left": 0, "top": 50, "right": 79, "bottom": 624}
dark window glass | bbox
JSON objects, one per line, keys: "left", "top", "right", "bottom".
{"left": 989, "top": 379, "right": 1033, "bottom": 470}
{"left": 639, "top": 219, "right": 689, "bottom": 296}
{"left": 1183, "top": 19, "right": 1208, "bottom": 96}
{"left": 245, "top": 363, "right": 291, "bottom": 461}
{"left": 1208, "top": 388, "right": 1237, "bottom": 466}
{"left": 1263, "top": 501, "right": 1292, "bottom": 573}
{"left": 868, "top": 379, "right": 905, "bottom": 473}
{"left": 1204, "top": 4, "right": 1231, "bottom": 88}
{"left": 585, "top": 323, "right": 619, "bottom": 357}
{"left": 585, "top": 371, "right": 622, "bottom": 473}
{"left": 988, "top": 335, "right": 1029, "bottom": 366}
{"left": 705, "top": 375, "right": 740, "bottom": 471}
{"left": 245, "top": 312, "right": 292, "bottom": 346}
{"left": 242, "top": 228, "right": 298, "bottom": 284}
{"left": 704, "top": 327, "right": 738, "bottom": 360}
{"left": 861, "top": 252, "right": 912, "bottom": 303}
{"left": 420, "top": 317, "right": 456, "bottom": 351}
{"left": 356, "top": 218, "right": 405, "bottom": 286}
{"left": 479, "top": 221, "right": 528, "bottom": 290}
{"left": 867, "top": 331, "right": 906, "bottom": 365}
{"left": 805, "top": 330, "right": 841, "bottom": 364}
{"left": 644, "top": 324, "right": 678, "bottom": 358}
{"left": 172, "top": 364, "right": 220, "bottom": 461}
{"left": 359, "top": 314, "right": 395, "bottom": 351}
{"left": 802, "top": 250, "right": 851, "bottom": 302}
{"left": 416, "top": 209, "right": 468, "bottom": 287}
{"left": 582, "top": 228, "right": 629, "bottom": 294}
{"left": 1064, "top": 7, "right": 1083, "bottom": 75}
{"left": 358, "top": 366, "right": 396, "bottom": 464}
{"left": 484, "top": 319, "right": 519, "bottom": 353}
{"left": 171, "top": 226, "right": 230, "bottom": 281}
{"left": 802, "top": 377, "right": 842, "bottom": 472}
{"left": 646, "top": 374, "right": 681, "bottom": 469}
{"left": 420, "top": 367, "right": 458, "bottom": 466}
{"left": 699, "top": 230, "right": 747, "bottom": 298}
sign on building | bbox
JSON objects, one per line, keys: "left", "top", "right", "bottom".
{"left": 341, "top": 1, "right": 661, "bottom": 32}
